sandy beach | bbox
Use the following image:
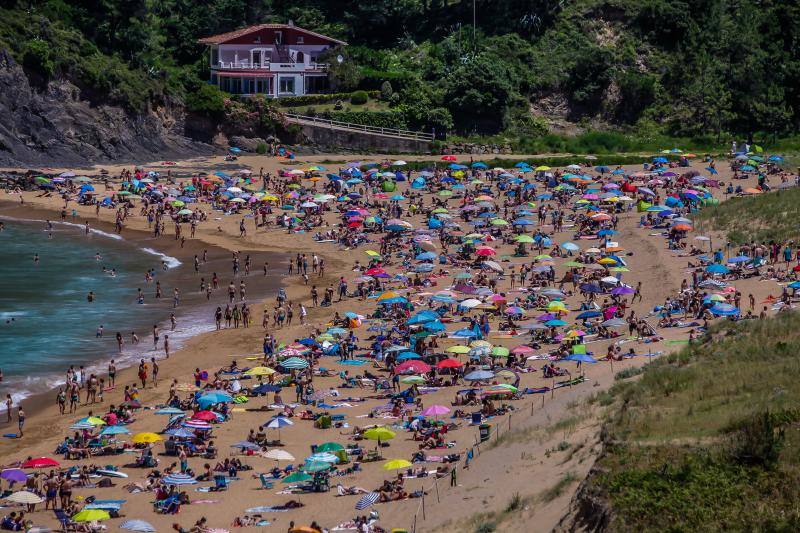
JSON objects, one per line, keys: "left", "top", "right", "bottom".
{"left": 0, "top": 151, "right": 785, "bottom": 533}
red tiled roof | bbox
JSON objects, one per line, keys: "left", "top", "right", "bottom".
{"left": 198, "top": 24, "right": 347, "bottom": 45}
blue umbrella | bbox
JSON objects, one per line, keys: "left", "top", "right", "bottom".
{"left": 464, "top": 370, "right": 495, "bottom": 381}
{"left": 355, "top": 492, "right": 380, "bottom": 510}
{"left": 100, "top": 425, "right": 131, "bottom": 436}
{"left": 415, "top": 251, "right": 437, "bottom": 261}
{"left": 544, "top": 319, "right": 568, "bottom": 327}
{"left": 564, "top": 353, "right": 597, "bottom": 363}
{"left": 165, "top": 428, "right": 195, "bottom": 439}
{"left": 424, "top": 320, "right": 446, "bottom": 332}
{"left": 451, "top": 328, "right": 478, "bottom": 338}
{"left": 397, "top": 351, "right": 422, "bottom": 361}
{"left": 710, "top": 303, "right": 739, "bottom": 316}
{"left": 575, "top": 310, "right": 602, "bottom": 319}
{"left": 727, "top": 256, "right": 751, "bottom": 263}
{"left": 472, "top": 162, "right": 488, "bottom": 169}
{"left": 408, "top": 311, "right": 438, "bottom": 325}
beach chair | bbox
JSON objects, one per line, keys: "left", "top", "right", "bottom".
{"left": 258, "top": 473, "right": 274, "bottom": 490}
{"left": 54, "top": 509, "right": 77, "bottom": 531}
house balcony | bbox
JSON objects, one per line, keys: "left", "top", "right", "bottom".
{"left": 212, "top": 61, "right": 329, "bottom": 73}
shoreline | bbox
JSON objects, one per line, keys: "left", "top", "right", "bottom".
{"left": 0, "top": 199, "right": 292, "bottom": 427}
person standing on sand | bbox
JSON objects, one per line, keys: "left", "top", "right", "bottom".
{"left": 151, "top": 357, "right": 159, "bottom": 386}
{"left": 108, "top": 360, "right": 116, "bottom": 387}
{"left": 153, "top": 324, "right": 159, "bottom": 349}
{"left": 17, "top": 406, "right": 24, "bottom": 437}
{"left": 164, "top": 335, "right": 170, "bottom": 359}
{"left": 5, "top": 394, "right": 12, "bottom": 422}
{"left": 138, "top": 359, "right": 148, "bottom": 388}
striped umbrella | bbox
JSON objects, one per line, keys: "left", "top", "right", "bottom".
{"left": 162, "top": 473, "right": 197, "bottom": 485}
{"left": 355, "top": 492, "right": 380, "bottom": 510}
{"left": 280, "top": 357, "right": 310, "bottom": 369}
{"left": 120, "top": 520, "right": 156, "bottom": 532}
{"left": 182, "top": 419, "right": 212, "bottom": 430}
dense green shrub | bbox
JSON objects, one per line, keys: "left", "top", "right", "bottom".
{"left": 349, "top": 90, "right": 368, "bottom": 105}
{"left": 321, "top": 110, "right": 408, "bottom": 129}
{"left": 185, "top": 83, "right": 226, "bottom": 117}
{"left": 278, "top": 91, "right": 378, "bottom": 107}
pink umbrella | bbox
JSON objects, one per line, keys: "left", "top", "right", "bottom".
{"left": 421, "top": 405, "right": 451, "bottom": 417}
{"left": 476, "top": 247, "right": 496, "bottom": 256}
{"left": 395, "top": 361, "right": 431, "bottom": 374}
{"left": 511, "top": 345, "right": 534, "bottom": 355}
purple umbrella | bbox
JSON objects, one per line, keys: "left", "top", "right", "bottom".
{"left": 1, "top": 469, "right": 27, "bottom": 483}
{"left": 611, "top": 286, "right": 635, "bottom": 295}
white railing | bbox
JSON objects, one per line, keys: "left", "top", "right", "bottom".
{"left": 214, "top": 62, "right": 328, "bottom": 71}
{"left": 284, "top": 113, "right": 434, "bottom": 142}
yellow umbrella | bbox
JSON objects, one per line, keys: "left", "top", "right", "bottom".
{"left": 83, "top": 416, "right": 106, "bottom": 426}
{"left": 365, "top": 250, "right": 381, "bottom": 257}
{"left": 534, "top": 165, "right": 551, "bottom": 171}
{"left": 132, "top": 432, "right": 163, "bottom": 444}
{"left": 376, "top": 291, "right": 400, "bottom": 302}
{"left": 383, "top": 459, "right": 413, "bottom": 471}
{"left": 470, "top": 340, "right": 492, "bottom": 348}
{"left": 244, "top": 366, "right": 276, "bottom": 376}
{"left": 446, "top": 345, "right": 470, "bottom": 354}
{"left": 72, "top": 510, "right": 110, "bottom": 522}
{"left": 363, "top": 427, "right": 396, "bottom": 442}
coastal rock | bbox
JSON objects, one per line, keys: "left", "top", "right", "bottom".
{"left": 0, "top": 49, "right": 210, "bottom": 167}
{"left": 230, "top": 136, "right": 267, "bottom": 152}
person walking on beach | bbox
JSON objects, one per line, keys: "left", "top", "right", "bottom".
{"left": 151, "top": 357, "right": 159, "bottom": 386}
{"left": 5, "top": 394, "right": 12, "bottom": 422}
{"left": 56, "top": 388, "right": 66, "bottom": 415}
{"left": 164, "top": 335, "right": 170, "bottom": 358}
{"left": 108, "top": 360, "right": 116, "bottom": 387}
{"left": 17, "top": 406, "right": 24, "bottom": 437}
{"left": 153, "top": 324, "right": 159, "bottom": 349}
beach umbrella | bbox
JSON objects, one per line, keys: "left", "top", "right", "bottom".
{"left": 383, "top": 459, "right": 413, "bottom": 471}
{"left": 395, "top": 360, "right": 431, "bottom": 374}
{"left": 244, "top": 366, "right": 276, "bottom": 376}
{"left": 5, "top": 491, "right": 43, "bottom": 504}
{"left": 0, "top": 469, "right": 27, "bottom": 483}
{"left": 21, "top": 458, "right": 59, "bottom": 469}
{"left": 710, "top": 303, "right": 739, "bottom": 316}
{"left": 421, "top": 405, "right": 451, "bottom": 418}
{"left": 282, "top": 472, "right": 312, "bottom": 484}
{"left": 165, "top": 428, "right": 195, "bottom": 439}
{"left": 355, "top": 492, "right": 380, "bottom": 510}
{"left": 400, "top": 375, "right": 425, "bottom": 384}
{"left": 436, "top": 358, "right": 463, "bottom": 369}
{"left": 120, "top": 520, "right": 156, "bottom": 532}
{"left": 705, "top": 264, "right": 729, "bottom": 275}
{"left": 303, "top": 461, "right": 333, "bottom": 473}
{"left": 100, "top": 425, "right": 131, "bottom": 436}
{"left": 182, "top": 419, "right": 213, "bottom": 430}
{"left": 315, "top": 442, "right": 345, "bottom": 453}
{"left": 191, "top": 410, "right": 218, "bottom": 422}
{"left": 464, "top": 370, "right": 494, "bottom": 381}
{"left": 565, "top": 353, "right": 598, "bottom": 364}
{"left": 132, "top": 433, "right": 163, "bottom": 444}
{"left": 446, "top": 345, "right": 471, "bottom": 354}
{"left": 280, "top": 357, "right": 310, "bottom": 369}
{"left": 265, "top": 416, "right": 294, "bottom": 429}
{"left": 162, "top": 473, "right": 197, "bottom": 486}
{"left": 363, "top": 427, "right": 396, "bottom": 442}
{"left": 198, "top": 391, "right": 233, "bottom": 406}
{"left": 262, "top": 449, "right": 295, "bottom": 461}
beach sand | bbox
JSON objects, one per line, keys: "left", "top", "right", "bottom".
{"left": 0, "top": 153, "right": 775, "bottom": 532}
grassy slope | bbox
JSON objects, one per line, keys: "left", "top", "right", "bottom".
{"left": 589, "top": 313, "right": 800, "bottom": 531}
{"left": 694, "top": 186, "right": 800, "bottom": 244}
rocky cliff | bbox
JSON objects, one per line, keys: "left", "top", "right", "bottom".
{"left": 0, "top": 50, "right": 210, "bottom": 168}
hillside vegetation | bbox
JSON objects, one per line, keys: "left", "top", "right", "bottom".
{"left": 2, "top": 0, "right": 800, "bottom": 144}
{"left": 695, "top": 186, "right": 800, "bottom": 244}
{"left": 584, "top": 312, "right": 800, "bottom": 531}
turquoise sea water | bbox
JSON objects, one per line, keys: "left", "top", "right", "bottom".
{"left": 0, "top": 218, "right": 183, "bottom": 401}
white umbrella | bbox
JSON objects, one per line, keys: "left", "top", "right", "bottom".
{"left": 459, "top": 298, "right": 482, "bottom": 308}
{"left": 261, "top": 449, "right": 295, "bottom": 461}
{"left": 5, "top": 491, "right": 44, "bottom": 504}
{"left": 226, "top": 187, "right": 243, "bottom": 193}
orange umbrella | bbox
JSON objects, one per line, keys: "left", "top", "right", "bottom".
{"left": 673, "top": 223, "right": 692, "bottom": 231}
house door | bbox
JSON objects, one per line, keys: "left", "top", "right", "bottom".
{"left": 296, "top": 51, "right": 304, "bottom": 65}
{"left": 252, "top": 50, "right": 261, "bottom": 68}
{"left": 275, "top": 31, "right": 282, "bottom": 44}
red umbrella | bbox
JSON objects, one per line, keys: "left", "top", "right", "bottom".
{"left": 436, "top": 358, "right": 463, "bottom": 369}
{"left": 395, "top": 360, "right": 431, "bottom": 374}
{"left": 476, "top": 247, "right": 496, "bottom": 256}
{"left": 22, "top": 457, "right": 60, "bottom": 469}
{"left": 191, "top": 410, "right": 217, "bottom": 422}
{"left": 365, "top": 267, "right": 387, "bottom": 276}
{"left": 441, "top": 155, "right": 457, "bottom": 161}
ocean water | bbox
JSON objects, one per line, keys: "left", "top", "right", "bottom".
{"left": 0, "top": 219, "right": 186, "bottom": 401}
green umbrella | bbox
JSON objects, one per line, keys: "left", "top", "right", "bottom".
{"left": 304, "top": 461, "right": 332, "bottom": 473}
{"left": 315, "top": 442, "right": 344, "bottom": 453}
{"left": 282, "top": 471, "right": 312, "bottom": 484}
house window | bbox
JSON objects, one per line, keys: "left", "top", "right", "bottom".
{"left": 297, "top": 36, "right": 304, "bottom": 44}
{"left": 211, "top": 48, "right": 219, "bottom": 66}
{"left": 279, "top": 77, "right": 295, "bottom": 94}
{"left": 275, "top": 31, "right": 283, "bottom": 44}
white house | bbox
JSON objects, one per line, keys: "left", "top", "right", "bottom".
{"left": 198, "top": 23, "right": 347, "bottom": 97}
